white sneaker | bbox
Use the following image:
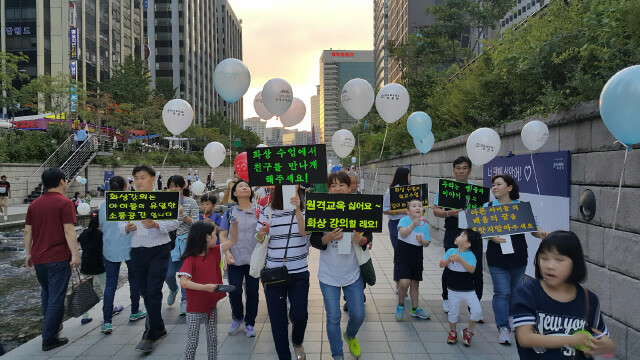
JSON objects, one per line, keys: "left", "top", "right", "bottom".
{"left": 442, "top": 300, "right": 450, "bottom": 313}
{"left": 498, "top": 327, "right": 511, "bottom": 345}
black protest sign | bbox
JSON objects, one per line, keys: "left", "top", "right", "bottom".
{"left": 437, "top": 179, "right": 490, "bottom": 210}
{"left": 247, "top": 144, "right": 327, "bottom": 186}
{"left": 106, "top": 191, "right": 180, "bottom": 222}
{"left": 389, "top": 184, "right": 428, "bottom": 211}
{"left": 305, "top": 193, "right": 384, "bottom": 232}
{"left": 465, "top": 201, "right": 536, "bottom": 237}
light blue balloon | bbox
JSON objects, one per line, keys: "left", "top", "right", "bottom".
{"left": 599, "top": 65, "right": 640, "bottom": 146}
{"left": 414, "top": 132, "right": 435, "bottom": 154}
{"left": 80, "top": 178, "right": 87, "bottom": 185}
{"left": 214, "top": 58, "right": 251, "bottom": 104}
{"left": 407, "top": 111, "right": 432, "bottom": 139}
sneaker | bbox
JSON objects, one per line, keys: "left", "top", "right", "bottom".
{"left": 477, "top": 318, "right": 485, "bottom": 324}
{"left": 498, "top": 327, "right": 511, "bottom": 345}
{"left": 447, "top": 330, "right": 457, "bottom": 344}
{"left": 409, "top": 307, "right": 431, "bottom": 320}
{"left": 443, "top": 300, "right": 450, "bottom": 313}
{"left": 134, "top": 339, "right": 153, "bottom": 353}
{"left": 228, "top": 319, "right": 242, "bottom": 335}
{"left": 293, "top": 345, "right": 306, "bottom": 360}
{"left": 245, "top": 324, "right": 256, "bottom": 338}
{"left": 343, "top": 332, "right": 361, "bottom": 358}
{"left": 167, "top": 289, "right": 178, "bottom": 306}
{"left": 129, "top": 310, "right": 147, "bottom": 321}
{"left": 395, "top": 305, "right": 404, "bottom": 321}
{"left": 80, "top": 317, "right": 92, "bottom": 325}
{"left": 343, "top": 302, "right": 349, "bottom": 312}
{"left": 462, "top": 328, "right": 474, "bottom": 346}
{"left": 101, "top": 323, "right": 113, "bottom": 334}
{"left": 113, "top": 305, "right": 124, "bottom": 316}
{"left": 179, "top": 300, "right": 186, "bottom": 316}
{"left": 42, "top": 337, "right": 68, "bottom": 351}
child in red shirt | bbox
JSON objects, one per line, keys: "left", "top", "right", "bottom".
{"left": 178, "top": 219, "right": 239, "bottom": 360}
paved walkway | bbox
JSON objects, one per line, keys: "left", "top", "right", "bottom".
{"left": 5, "top": 230, "right": 520, "bottom": 359}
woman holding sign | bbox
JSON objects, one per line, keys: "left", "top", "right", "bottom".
{"left": 485, "top": 174, "right": 547, "bottom": 346}
{"left": 256, "top": 185, "right": 309, "bottom": 360}
{"left": 310, "top": 171, "right": 372, "bottom": 360}
{"left": 383, "top": 167, "right": 411, "bottom": 290}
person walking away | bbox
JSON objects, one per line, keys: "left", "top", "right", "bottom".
{"left": 76, "top": 128, "right": 87, "bottom": 150}
{"left": 513, "top": 231, "right": 615, "bottom": 359}
{"left": 0, "top": 175, "right": 11, "bottom": 220}
{"left": 256, "top": 185, "right": 309, "bottom": 360}
{"left": 99, "top": 176, "right": 146, "bottom": 334}
{"left": 24, "top": 167, "right": 80, "bottom": 351}
{"left": 179, "top": 219, "right": 240, "bottom": 360}
{"left": 121, "top": 165, "right": 179, "bottom": 353}
{"left": 219, "top": 180, "right": 260, "bottom": 337}
{"left": 395, "top": 199, "right": 432, "bottom": 321}
{"left": 78, "top": 210, "right": 106, "bottom": 325}
{"left": 382, "top": 167, "right": 411, "bottom": 291}
{"left": 166, "top": 175, "right": 199, "bottom": 315}
{"left": 310, "top": 171, "right": 370, "bottom": 359}
{"left": 440, "top": 229, "right": 482, "bottom": 346}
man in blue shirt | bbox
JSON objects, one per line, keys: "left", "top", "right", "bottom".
{"left": 76, "top": 129, "right": 87, "bottom": 150}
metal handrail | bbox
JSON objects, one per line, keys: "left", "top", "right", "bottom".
{"left": 25, "top": 134, "right": 75, "bottom": 195}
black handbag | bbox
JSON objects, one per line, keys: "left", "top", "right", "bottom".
{"left": 360, "top": 258, "right": 376, "bottom": 286}
{"left": 260, "top": 213, "right": 295, "bottom": 289}
{"left": 65, "top": 267, "right": 100, "bottom": 318}
{"left": 168, "top": 230, "right": 177, "bottom": 250}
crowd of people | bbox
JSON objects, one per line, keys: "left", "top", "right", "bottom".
{"left": 22, "top": 159, "right": 616, "bottom": 360}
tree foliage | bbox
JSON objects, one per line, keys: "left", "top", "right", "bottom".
{"left": 100, "top": 56, "right": 151, "bottom": 106}
{"left": 0, "top": 52, "right": 30, "bottom": 116}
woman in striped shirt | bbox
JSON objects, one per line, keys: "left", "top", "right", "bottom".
{"left": 256, "top": 185, "right": 309, "bottom": 360}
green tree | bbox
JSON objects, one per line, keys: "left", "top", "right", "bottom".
{"left": 100, "top": 55, "right": 151, "bottom": 106}
{"left": 20, "top": 72, "right": 85, "bottom": 117}
{"left": 0, "top": 52, "right": 30, "bottom": 117}
{"left": 153, "top": 79, "right": 177, "bottom": 100}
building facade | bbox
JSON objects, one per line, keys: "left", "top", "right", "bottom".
{"left": 265, "top": 126, "right": 283, "bottom": 147}
{"left": 319, "top": 50, "right": 374, "bottom": 163}
{"left": 499, "top": 0, "right": 546, "bottom": 33}
{"left": 214, "top": 0, "right": 242, "bottom": 125}
{"left": 243, "top": 116, "right": 266, "bottom": 144}
{"left": 375, "top": 0, "right": 436, "bottom": 87}
{"left": 310, "top": 85, "right": 320, "bottom": 144}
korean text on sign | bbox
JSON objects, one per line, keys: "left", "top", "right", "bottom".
{"left": 437, "top": 179, "right": 490, "bottom": 210}
{"left": 464, "top": 201, "right": 536, "bottom": 237}
{"left": 246, "top": 144, "right": 328, "bottom": 186}
{"left": 105, "top": 191, "right": 180, "bottom": 222}
{"left": 305, "top": 193, "right": 384, "bottom": 233}
{"left": 389, "top": 184, "right": 429, "bottom": 210}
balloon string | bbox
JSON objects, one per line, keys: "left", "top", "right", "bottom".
{"left": 161, "top": 145, "right": 171, "bottom": 175}
{"left": 371, "top": 125, "right": 388, "bottom": 194}
{"left": 612, "top": 141, "right": 629, "bottom": 231}
{"left": 530, "top": 152, "right": 543, "bottom": 209}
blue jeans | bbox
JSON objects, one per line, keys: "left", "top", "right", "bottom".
{"left": 165, "top": 259, "right": 186, "bottom": 302}
{"left": 227, "top": 264, "right": 259, "bottom": 326}
{"left": 388, "top": 218, "right": 400, "bottom": 282}
{"left": 103, "top": 258, "right": 140, "bottom": 323}
{"left": 489, "top": 266, "right": 526, "bottom": 329}
{"left": 320, "top": 277, "right": 365, "bottom": 358}
{"left": 34, "top": 260, "right": 71, "bottom": 343}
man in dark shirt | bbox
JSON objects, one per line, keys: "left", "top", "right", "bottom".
{"left": 24, "top": 168, "right": 80, "bottom": 351}
{"left": 0, "top": 175, "right": 10, "bottom": 221}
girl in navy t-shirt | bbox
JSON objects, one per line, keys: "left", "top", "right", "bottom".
{"left": 512, "top": 231, "right": 615, "bottom": 359}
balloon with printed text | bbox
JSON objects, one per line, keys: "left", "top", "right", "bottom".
{"left": 332, "top": 129, "right": 355, "bottom": 158}
{"left": 521, "top": 120, "right": 549, "bottom": 151}
{"left": 262, "top": 78, "right": 293, "bottom": 117}
{"left": 214, "top": 58, "right": 251, "bottom": 103}
{"left": 466, "top": 128, "right": 501, "bottom": 165}
{"left": 375, "top": 83, "right": 410, "bottom": 124}
{"left": 234, "top": 152, "right": 249, "bottom": 181}
{"left": 599, "top": 65, "right": 640, "bottom": 146}
{"left": 162, "top": 99, "right": 193, "bottom": 136}
{"left": 341, "top": 78, "right": 375, "bottom": 120}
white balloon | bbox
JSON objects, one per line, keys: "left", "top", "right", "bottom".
{"left": 375, "top": 83, "right": 410, "bottom": 123}
{"left": 213, "top": 58, "right": 251, "bottom": 103}
{"left": 225, "top": 179, "right": 232, "bottom": 186}
{"left": 191, "top": 181, "right": 206, "bottom": 195}
{"left": 256, "top": 144, "right": 267, "bottom": 148}
{"left": 262, "top": 78, "right": 293, "bottom": 116}
{"left": 521, "top": 120, "right": 549, "bottom": 151}
{"left": 341, "top": 78, "right": 375, "bottom": 120}
{"left": 466, "top": 128, "right": 501, "bottom": 166}
{"left": 332, "top": 129, "right": 356, "bottom": 158}
{"left": 253, "top": 91, "right": 274, "bottom": 120}
{"left": 219, "top": 192, "right": 225, "bottom": 199}
{"left": 75, "top": 176, "right": 82, "bottom": 183}
{"left": 77, "top": 203, "right": 91, "bottom": 216}
{"left": 280, "top": 98, "right": 306, "bottom": 127}
{"left": 162, "top": 99, "right": 193, "bottom": 136}
{"left": 203, "top": 142, "right": 226, "bottom": 169}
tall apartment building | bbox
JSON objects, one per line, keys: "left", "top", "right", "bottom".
{"left": 374, "top": 0, "right": 436, "bottom": 88}
{"left": 310, "top": 85, "right": 320, "bottom": 144}
{"left": 214, "top": 0, "right": 243, "bottom": 126}
{"left": 146, "top": 0, "right": 218, "bottom": 126}
{"left": 243, "top": 116, "right": 266, "bottom": 143}
{"left": 319, "top": 50, "right": 374, "bottom": 163}
{"left": 1, "top": 0, "right": 144, "bottom": 115}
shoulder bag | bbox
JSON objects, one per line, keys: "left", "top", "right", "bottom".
{"left": 260, "top": 212, "right": 295, "bottom": 289}
{"left": 249, "top": 207, "right": 271, "bottom": 278}
{"left": 65, "top": 267, "right": 100, "bottom": 318}
{"left": 354, "top": 243, "right": 376, "bottom": 286}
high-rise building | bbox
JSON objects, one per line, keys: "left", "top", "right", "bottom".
{"left": 1, "top": 0, "right": 144, "bottom": 115}
{"left": 499, "top": 0, "right": 546, "bottom": 33}
{"left": 265, "top": 126, "right": 283, "bottom": 147}
{"left": 375, "top": 0, "right": 436, "bottom": 87}
{"left": 243, "top": 116, "right": 266, "bottom": 143}
{"left": 146, "top": 0, "right": 218, "bottom": 126}
{"left": 215, "top": 0, "right": 243, "bottom": 126}
{"left": 319, "top": 50, "right": 374, "bottom": 163}
{"left": 310, "top": 85, "right": 320, "bottom": 144}
{"left": 282, "top": 129, "right": 309, "bottom": 146}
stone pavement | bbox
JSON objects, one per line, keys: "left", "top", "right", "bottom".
{"left": 5, "top": 229, "right": 521, "bottom": 359}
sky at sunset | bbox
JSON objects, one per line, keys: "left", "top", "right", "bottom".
{"left": 227, "top": 0, "right": 374, "bottom": 131}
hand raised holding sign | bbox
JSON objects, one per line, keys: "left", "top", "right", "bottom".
{"left": 322, "top": 228, "right": 344, "bottom": 244}
{"left": 141, "top": 219, "right": 158, "bottom": 229}
{"left": 125, "top": 222, "right": 137, "bottom": 233}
